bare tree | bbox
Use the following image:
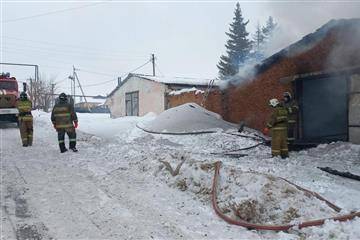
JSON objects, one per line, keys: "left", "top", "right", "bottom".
{"left": 27, "top": 74, "right": 58, "bottom": 112}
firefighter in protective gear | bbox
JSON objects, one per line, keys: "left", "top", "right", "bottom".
{"left": 267, "top": 98, "right": 289, "bottom": 158}
{"left": 283, "top": 92, "right": 299, "bottom": 144}
{"left": 16, "top": 92, "right": 33, "bottom": 147}
{"left": 51, "top": 93, "right": 78, "bottom": 153}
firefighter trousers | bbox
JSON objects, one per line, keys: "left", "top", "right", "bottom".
{"left": 271, "top": 128, "right": 288, "bottom": 158}
{"left": 57, "top": 128, "right": 76, "bottom": 152}
{"left": 19, "top": 118, "right": 33, "bottom": 146}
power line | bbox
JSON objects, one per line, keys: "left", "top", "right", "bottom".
{"left": 120, "top": 59, "right": 151, "bottom": 78}
{"left": 155, "top": 63, "right": 164, "bottom": 77}
{"left": 3, "top": 1, "right": 111, "bottom": 23}
{"left": 77, "top": 68, "right": 117, "bottom": 77}
{"left": 3, "top": 41, "right": 148, "bottom": 59}
{"left": 2, "top": 45, "right": 147, "bottom": 62}
{"left": 3, "top": 36, "right": 149, "bottom": 56}
{"left": 80, "top": 59, "right": 151, "bottom": 87}
{"left": 79, "top": 78, "right": 117, "bottom": 88}
{"left": 54, "top": 77, "right": 69, "bottom": 85}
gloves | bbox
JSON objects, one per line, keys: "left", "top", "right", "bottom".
{"left": 263, "top": 127, "right": 270, "bottom": 136}
{"left": 73, "top": 121, "right": 78, "bottom": 128}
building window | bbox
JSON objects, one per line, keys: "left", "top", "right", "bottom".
{"left": 125, "top": 91, "right": 139, "bottom": 116}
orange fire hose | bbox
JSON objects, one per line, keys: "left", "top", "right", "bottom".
{"left": 211, "top": 161, "right": 360, "bottom": 231}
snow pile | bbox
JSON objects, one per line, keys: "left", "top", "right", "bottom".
{"left": 168, "top": 88, "right": 204, "bottom": 96}
{"left": 156, "top": 158, "right": 338, "bottom": 225}
{"left": 138, "top": 103, "right": 236, "bottom": 134}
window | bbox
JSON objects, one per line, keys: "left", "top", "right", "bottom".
{"left": 125, "top": 91, "right": 139, "bottom": 116}
{"left": 0, "top": 81, "right": 17, "bottom": 90}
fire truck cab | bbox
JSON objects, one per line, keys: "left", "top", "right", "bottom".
{"left": 0, "top": 72, "right": 19, "bottom": 123}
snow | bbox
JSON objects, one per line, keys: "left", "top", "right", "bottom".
{"left": 1, "top": 110, "right": 360, "bottom": 239}
{"left": 138, "top": 103, "right": 237, "bottom": 134}
{"left": 136, "top": 74, "right": 220, "bottom": 87}
{"left": 168, "top": 87, "right": 205, "bottom": 96}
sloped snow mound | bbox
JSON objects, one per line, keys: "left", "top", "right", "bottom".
{"left": 138, "top": 103, "right": 236, "bottom": 134}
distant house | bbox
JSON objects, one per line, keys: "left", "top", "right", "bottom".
{"left": 105, "top": 73, "right": 218, "bottom": 118}
{"left": 75, "top": 95, "right": 109, "bottom": 113}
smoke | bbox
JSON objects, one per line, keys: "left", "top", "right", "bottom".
{"left": 218, "top": 61, "right": 258, "bottom": 89}
{"left": 263, "top": 2, "right": 360, "bottom": 56}
{"left": 325, "top": 19, "right": 360, "bottom": 70}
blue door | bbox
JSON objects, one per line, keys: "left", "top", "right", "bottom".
{"left": 300, "top": 76, "right": 348, "bottom": 141}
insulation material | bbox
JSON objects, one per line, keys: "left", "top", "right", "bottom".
{"left": 138, "top": 103, "right": 236, "bottom": 134}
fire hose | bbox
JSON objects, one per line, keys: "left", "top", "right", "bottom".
{"left": 211, "top": 161, "right": 360, "bottom": 231}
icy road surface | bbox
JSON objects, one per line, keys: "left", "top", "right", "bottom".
{"left": 1, "top": 111, "right": 360, "bottom": 239}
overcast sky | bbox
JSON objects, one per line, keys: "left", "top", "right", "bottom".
{"left": 1, "top": 0, "right": 360, "bottom": 97}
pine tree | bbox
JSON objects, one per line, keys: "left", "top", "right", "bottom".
{"left": 262, "top": 16, "right": 277, "bottom": 42}
{"left": 217, "top": 3, "right": 252, "bottom": 79}
{"left": 252, "top": 22, "right": 266, "bottom": 61}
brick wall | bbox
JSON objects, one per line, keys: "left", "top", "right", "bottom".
{"left": 166, "top": 26, "right": 360, "bottom": 132}
{"left": 224, "top": 28, "right": 360, "bottom": 131}
{"left": 167, "top": 90, "right": 224, "bottom": 116}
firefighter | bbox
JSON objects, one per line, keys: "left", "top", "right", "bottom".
{"left": 16, "top": 92, "right": 33, "bottom": 147}
{"left": 282, "top": 92, "right": 299, "bottom": 144}
{"left": 266, "top": 98, "right": 289, "bottom": 158}
{"left": 51, "top": 93, "right": 78, "bottom": 153}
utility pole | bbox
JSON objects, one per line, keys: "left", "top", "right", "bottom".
{"left": 151, "top": 54, "right": 156, "bottom": 76}
{"left": 73, "top": 66, "right": 91, "bottom": 112}
{"left": 51, "top": 83, "right": 55, "bottom": 108}
{"left": 68, "top": 67, "right": 76, "bottom": 104}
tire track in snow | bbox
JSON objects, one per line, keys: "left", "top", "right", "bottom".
{"left": 1, "top": 124, "right": 191, "bottom": 239}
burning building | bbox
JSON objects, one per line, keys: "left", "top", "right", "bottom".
{"left": 225, "top": 18, "right": 360, "bottom": 144}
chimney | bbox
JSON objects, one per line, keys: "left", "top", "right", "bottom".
{"left": 118, "top": 77, "right": 121, "bottom": 86}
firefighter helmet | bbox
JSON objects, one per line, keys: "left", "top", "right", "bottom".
{"left": 283, "top": 92, "right": 292, "bottom": 102}
{"left": 59, "top": 93, "right": 68, "bottom": 102}
{"left": 20, "top": 92, "right": 28, "bottom": 100}
{"left": 269, "top": 98, "right": 280, "bottom": 107}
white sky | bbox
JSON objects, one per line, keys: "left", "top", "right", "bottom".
{"left": 1, "top": 0, "right": 360, "bottom": 97}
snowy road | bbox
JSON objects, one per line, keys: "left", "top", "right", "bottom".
{"left": 1, "top": 112, "right": 360, "bottom": 239}
{"left": 0, "top": 113, "right": 259, "bottom": 239}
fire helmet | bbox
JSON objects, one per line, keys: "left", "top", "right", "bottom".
{"left": 283, "top": 92, "right": 292, "bottom": 102}
{"left": 269, "top": 98, "right": 280, "bottom": 107}
{"left": 20, "top": 92, "right": 28, "bottom": 100}
{"left": 59, "top": 93, "right": 68, "bottom": 102}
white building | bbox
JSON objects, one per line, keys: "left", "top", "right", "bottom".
{"left": 106, "top": 73, "right": 218, "bottom": 118}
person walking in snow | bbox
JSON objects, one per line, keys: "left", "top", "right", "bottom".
{"left": 266, "top": 98, "right": 289, "bottom": 159}
{"left": 16, "top": 92, "right": 33, "bottom": 147}
{"left": 51, "top": 93, "right": 78, "bottom": 153}
{"left": 282, "top": 92, "right": 299, "bottom": 144}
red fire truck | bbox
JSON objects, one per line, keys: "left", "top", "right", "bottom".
{"left": 0, "top": 72, "right": 19, "bottom": 123}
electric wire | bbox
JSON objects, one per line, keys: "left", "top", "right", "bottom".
{"left": 3, "top": 1, "right": 111, "bottom": 23}
{"left": 3, "top": 36, "right": 148, "bottom": 56}
{"left": 155, "top": 63, "right": 164, "bottom": 76}
{"left": 2, "top": 44, "right": 147, "bottom": 62}
{"left": 79, "top": 59, "right": 151, "bottom": 87}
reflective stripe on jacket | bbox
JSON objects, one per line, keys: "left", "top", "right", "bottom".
{"left": 267, "top": 105, "right": 288, "bottom": 129}
{"left": 51, "top": 102, "right": 77, "bottom": 129}
{"left": 16, "top": 100, "right": 33, "bottom": 121}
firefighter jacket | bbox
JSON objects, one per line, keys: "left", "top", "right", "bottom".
{"left": 51, "top": 101, "right": 78, "bottom": 129}
{"left": 267, "top": 105, "right": 288, "bottom": 130}
{"left": 283, "top": 100, "right": 299, "bottom": 124}
{"left": 16, "top": 99, "right": 33, "bottom": 121}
